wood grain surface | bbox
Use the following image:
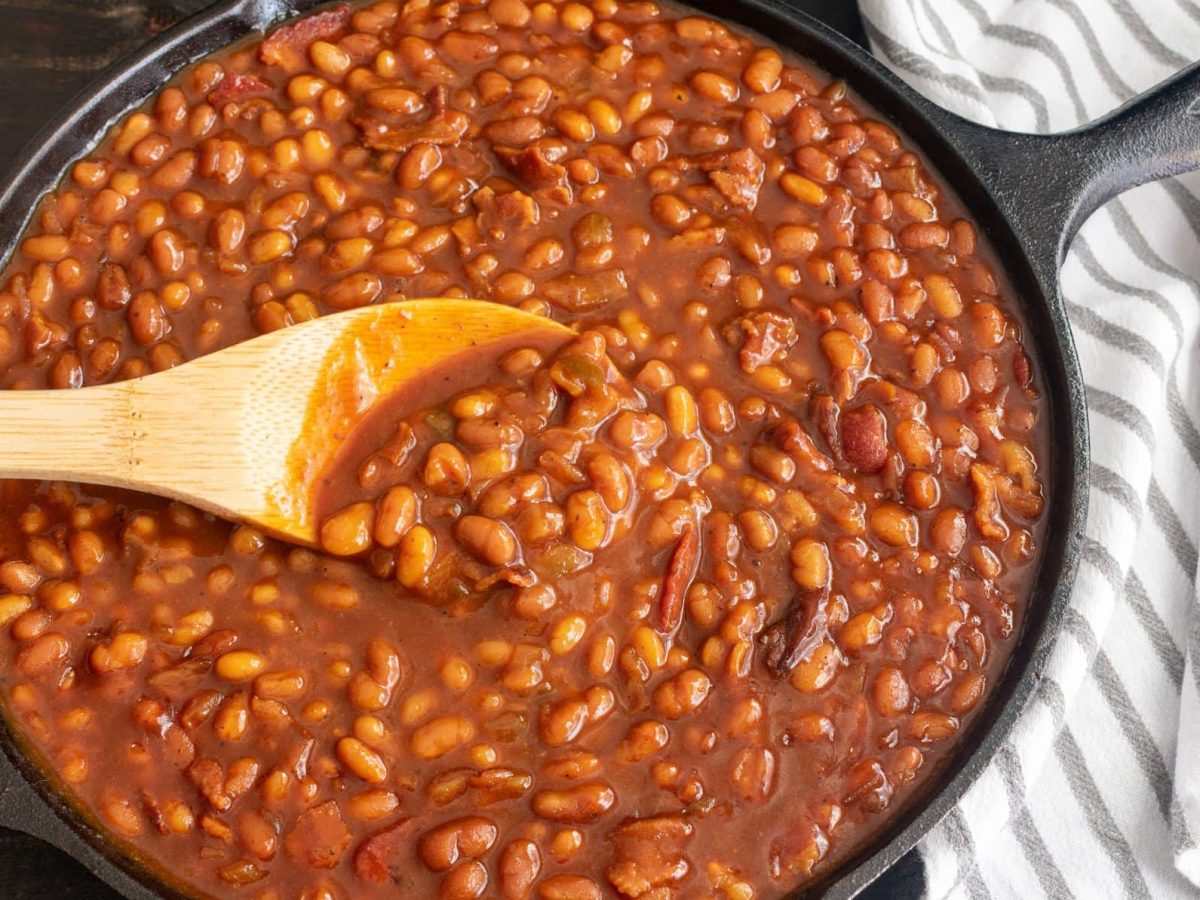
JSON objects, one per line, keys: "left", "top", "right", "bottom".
{"left": 0, "top": 2, "right": 923, "bottom": 898}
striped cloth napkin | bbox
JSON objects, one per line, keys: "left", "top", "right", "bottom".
{"left": 855, "top": 1, "right": 1200, "bottom": 897}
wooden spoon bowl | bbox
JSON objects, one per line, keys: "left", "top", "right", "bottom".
{"left": 0, "top": 300, "right": 574, "bottom": 545}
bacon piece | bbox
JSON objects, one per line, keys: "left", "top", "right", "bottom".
{"left": 811, "top": 393, "right": 842, "bottom": 464}
{"left": 133, "top": 698, "right": 195, "bottom": 768}
{"left": 656, "top": 522, "right": 699, "bottom": 635}
{"left": 474, "top": 565, "right": 536, "bottom": 592}
{"left": 606, "top": 814, "right": 695, "bottom": 897}
{"left": 843, "top": 758, "right": 893, "bottom": 813}
{"left": 354, "top": 817, "right": 417, "bottom": 884}
{"left": 352, "top": 109, "right": 469, "bottom": 152}
{"left": 839, "top": 403, "right": 888, "bottom": 473}
{"left": 207, "top": 73, "right": 272, "bottom": 107}
{"left": 669, "top": 224, "right": 726, "bottom": 249}
{"left": 285, "top": 800, "right": 352, "bottom": 870}
{"left": 726, "top": 218, "right": 772, "bottom": 266}
{"left": 1013, "top": 348, "right": 1033, "bottom": 389}
{"left": 969, "top": 463, "right": 1008, "bottom": 541}
{"left": 701, "top": 147, "right": 765, "bottom": 209}
{"left": 737, "top": 310, "right": 796, "bottom": 373}
{"left": 772, "top": 418, "right": 834, "bottom": 475}
{"left": 259, "top": 5, "right": 352, "bottom": 67}
{"left": 350, "top": 85, "right": 470, "bottom": 153}
{"left": 189, "top": 628, "right": 238, "bottom": 658}
{"left": 146, "top": 656, "right": 213, "bottom": 697}
{"left": 769, "top": 817, "right": 829, "bottom": 880}
{"left": 142, "top": 793, "right": 170, "bottom": 836}
{"left": 494, "top": 144, "right": 568, "bottom": 187}
{"left": 760, "top": 586, "right": 828, "bottom": 676}
{"left": 427, "top": 83, "right": 449, "bottom": 114}
{"left": 473, "top": 186, "right": 540, "bottom": 234}
{"left": 187, "top": 757, "right": 230, "bottom": 812}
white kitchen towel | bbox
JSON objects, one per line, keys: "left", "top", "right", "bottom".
{"left": 855, "top": 1, "right": 1200, "bottom": 897}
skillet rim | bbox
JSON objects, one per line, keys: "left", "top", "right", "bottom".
{"left": 0, "top": 1, "right": 1087, "bottom": 897}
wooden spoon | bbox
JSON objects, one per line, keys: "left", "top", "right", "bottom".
{"left": 0, "top": 299, "right": 573, "bottom": 546}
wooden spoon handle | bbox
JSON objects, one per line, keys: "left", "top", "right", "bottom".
{"left": 0, "top": 384, "right": 135, "bottom": 486}
{"left": 0, "top": 301, "right": 576, "bottom": 542}
{"left": 0, "top": 374, "right": 267, "bottom": 519}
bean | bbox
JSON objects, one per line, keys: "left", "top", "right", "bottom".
{"left": 490, "top": 0, "right": 531, "bottom": 27}
{"left": 790, "top": 538, "right": 830, "bottom": 590}
{"left": 345, "top": 789, "right": 400, "bottom": 822}
{"left": 789, "top": 641, "right": 840, "bottom": 693}
{"left": 247, "top": 230, "right": 293, "bottom": 264}
{"left": 912, "top": 660, "right": 951, "bottom": 697}
{"left": 373, "top": 486, "right": 417, "bottom": 547}
{"left": 254, "top": 670, "right": 307, "bottom": 700}
{"left": 454, "top": 516, "right": 517, "bottom": 566}
{"left": 216, "top": 651, "right": 266, "bottom": 681}
{"left": 692, "top": 71, "right": 740, "bottom": 102}
{"left": 499, "top": 839, "right": 541, "bottom": 899}
{"left": 0, "top": 560, "right": 41, "bottom": 593}
{"left": 869, "top": 503, "right": 918, "bottom": 547}
{"left": 337, "top": 737, "right": 388, "bottom": 784}
{"left": 127, "top": 292, "right": 166, "bottom": 344}
{"left": 531, "top": 782, "right": 615, "bottom": 823}
{"left": 366, "top": 87, "right": 424, "bottom": 114}
{"left": 320, "top": 502, "right": 374, "bottom": 556}
{"left": 780, "top": 172, "right": 827, "bottom": 205}
{"left": 925, "top": 274, "right": 963, "bottom": 317}
{"left": 731, "top": 746, "right": 777, "bottom": 803}
{"left": 585, "top": 454, "right": 630, "bottom": 511}
{"left": 441, "top": 860, "right": 488, "bottom": 899}
{"left": 909, "top": 711, "right": 959, "bottom": 742}
{"left": 417, "top": 816, "right": 498, "bottom": 872}
{"left": 652, "top": 669, "right": 712, "bottom": 719}
{"left": 749, "top": 444, "right": 796, "bottom": 484}
{"left": 899, "top": 223, "right": 949, "bottom": 250}
{"left": 0, "top": 594, "right": 33, "bottom": 627}
{"left": 840, "top": 611, "right": 885, "bottom": 653}
{"left": 324, "top": 271, "right": 382, "bottom": 310}
{"left": 22, "top": 235, "right": 71, "bottom": 262}
{"left": 540, "top": 698, "right": 589, "bottom": 746}
{"left": 90, "top": 632, "right": 148, "bottom": 672}
{"left": 16, "top": 631, "right": 69, "bottom": 676}
{"left": 744, "top": 48, "right": 784, "bottom": 93}
{"left": 440, "top": 31, "right": 499, "bottom": 64}
{"left": 950, "top": 671, "right": 986, "bottom": 714}
{"left": 619, "top": 720, "right": 669, "bottom": 762}
{"left": 931, "top": 508, "right": 967, "bottom": 555}
{"left": 396, "top": 525, "right": 436, "bottom": 588}
{"left": 565, "top": 491, "right": 608, "bottom": 551}
{"left": 412, "top": 716, "right": 476, "bottom": 759}
{"left": 904, "top": 471, "right": 940, "bottom": 510}
{"left": 549, "top": 614, "right": 587, "bottom": 655}
{"left": 101, "top": 795, "right": 143, "bottom": 837}
{"left": 538, "top": 875, "right": 602, "bottom": 900}
{"left": 424, "top": 443, "right": 470, "bottom": 494}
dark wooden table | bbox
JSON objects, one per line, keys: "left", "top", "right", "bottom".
{"left": 0, "top": 1, "right": 924, "bottom": 896}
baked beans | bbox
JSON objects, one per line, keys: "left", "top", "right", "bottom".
{"left": 0, "top": 0, "right": 1045, "bottom": 896}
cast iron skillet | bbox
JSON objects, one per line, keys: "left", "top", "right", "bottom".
{"left": 0, "top": 0, "right": 1196, "bottom": 897}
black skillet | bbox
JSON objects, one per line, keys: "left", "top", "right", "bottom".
{"left": 0, "top": 0, "right": 1197, "bottom": 897}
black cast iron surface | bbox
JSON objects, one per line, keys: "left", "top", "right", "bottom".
{"left": 0, "top": 0, "right": 1194, "bottom": 896}
{"left": 0, "top": 2, "right": 911, "bottom": 897}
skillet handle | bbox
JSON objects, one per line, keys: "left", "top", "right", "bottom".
{"left": 1060, "top": 60, "right": 1200, "bottom": 234}
{"left": 941, "top": 60, "right": 1200, "bottom": 275}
